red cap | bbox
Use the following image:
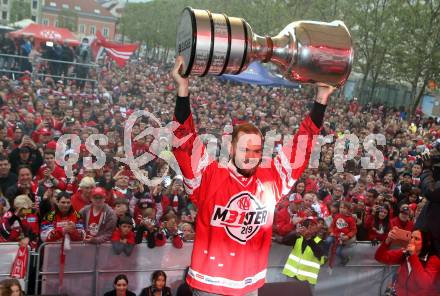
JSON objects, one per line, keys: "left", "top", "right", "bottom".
{"left": 46, "top": 140, "right": 57, "bottom": 150}
{"left": 39, "top": 128, "right": 51, "bottom": 135}
{"left": 92, "top": 187, "right": 107, "bottom": 198}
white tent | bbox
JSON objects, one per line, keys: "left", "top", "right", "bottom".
{"left": 0, "top": 24, "right": 14, "bottom": 33}
{"left": 9, "top": 18, "right": 35, "bottom": 29}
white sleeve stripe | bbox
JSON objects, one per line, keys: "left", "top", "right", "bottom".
{"left": 278, "top": 150, "right": 293, "bottom": 179}
{"left": 183, "top": 175, "right": 202, "bottom": 189}
{"left": 274, "top": 154, "right": 296, "bottom": 195}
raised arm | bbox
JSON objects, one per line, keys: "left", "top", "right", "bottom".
{"left": 171, "top": 57, "right": 208, "bottom": 206}
{"left": 274, "top": 84, "right": 335, "bottom": 196}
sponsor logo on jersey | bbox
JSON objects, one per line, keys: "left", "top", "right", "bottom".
{"left": 211, "top": 192, "right": 268, "bottom": 244}
{"left": 336, "top": 218, "right": 348, "bottom": 229}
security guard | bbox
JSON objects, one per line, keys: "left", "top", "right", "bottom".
{"left": 282, "top": 218, "right": 326, "bottom": 294}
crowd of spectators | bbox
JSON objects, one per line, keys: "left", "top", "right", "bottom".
{"left": 0, "top": 33, "right": 439, "bottom": 293}
{"left": 0, "top": 34, "right": 93, "bottom": 85}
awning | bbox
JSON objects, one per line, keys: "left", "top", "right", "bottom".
{"left": 10, "top": 23, "right": 80, "bottom": 46}
{"left": 220, "top": 62, "right": 299, "bottom": 88}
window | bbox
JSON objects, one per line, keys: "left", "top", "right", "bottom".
{"left": 32, "top": 0, "right": 38, "bottom": 9}
{"left": 54, "top": 20, "right": 59, "bottom": 27}
{"left": 42, "top": 18, "right": 49, "bottom": 25}
{"left": 94, "top": 9, "right": 100, "bottom": 14}
{"left": 1, "top": 11, "right": 7, "bottom": 20}
{"left": 79, "top": 24, "right": 85, "bottom": 34}
{"left": 49, "top": 2, "right": 56, "bottom": 7}
{"left": 89, "top": 25, "right": 96, "bottom": 35}
{"left": 2, "top": 0, "right": 8, "bottom": 5}
{"left": 62, "top": 4, "right": 69, "bottom": 9}
{"left": 31, "top": 15, "right": 36, "bottom": 21}
{"left": 74, "top": 5, "right": 81, "bottom": 11}
{"left": 103, "top": 27, "right": 109, "bottom": 38}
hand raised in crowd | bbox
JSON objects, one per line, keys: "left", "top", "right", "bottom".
{"left": 385, "top": 227, "right": 399, "bottom": 244}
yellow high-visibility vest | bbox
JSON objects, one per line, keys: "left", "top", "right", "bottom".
{"left": 282, "top": 236, "right": 324, "bottom": 285}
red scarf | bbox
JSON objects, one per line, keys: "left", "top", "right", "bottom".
{"left": 10, "top": 245, "right": 29, "bottom": 278}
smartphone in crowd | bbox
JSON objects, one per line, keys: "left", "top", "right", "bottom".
{"left": 392, "top": 228, "right": 412, "bottom": 247}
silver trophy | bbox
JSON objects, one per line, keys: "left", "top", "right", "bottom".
{"left": 176, "top": 7, "right": 354, "bottom": 87}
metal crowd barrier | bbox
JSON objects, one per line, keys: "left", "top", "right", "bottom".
{"left": 33, "top": 241, "right": 395, "bottom": 296}
{"left": 0, "top": 53, "right": 99, "bottom": 83}
{"left": 0, "top": 243, "right": 31, "bottom": 293}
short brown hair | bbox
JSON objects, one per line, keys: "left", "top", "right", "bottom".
{"left": 231, "top": 123, "right": 262, "bottom": 145}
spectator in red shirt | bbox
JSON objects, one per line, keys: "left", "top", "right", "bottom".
{"left": 0, "top": 195, "right": 39, "bottom": 248}
{"left": 40, "top": 191, "right": 85, "bottom": 242}
{"left": 80, "top": 187, "right": 117, "bottom": 244}
{"left": 111, "top": 215, "right": 135, "bottom": 256}
{"left": 273, "top": 194, "right": 305, "bottom": 237}
{"left": 390, "top": 204, "right": 414, "bottom": 232}
{"left": 326, "top": 202, "right": 357, "bottom": 265}
{"left": 375, "top": 229, "right": 440, "bottom": 296}
{"left": 35, "top": 150, "right": 66, "bottom": 190}
{"left": 365, "top": 204, "right": 391, "bottom": 243}
{"left": 71, "top": 176, "right": 95, "bottom": 212}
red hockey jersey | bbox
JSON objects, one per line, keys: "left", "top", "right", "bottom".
{"left": 173, "top": 113, "right": 320, "bottom": 295}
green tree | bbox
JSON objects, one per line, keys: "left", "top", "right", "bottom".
{"left": 390, "top": 0, "right": 440, "bottom": 113}
{"left": 57, "top": 9, "right": 78, "bottom": 32}
{"left": 10, "top": 0, "right": 31, "bottom": 24}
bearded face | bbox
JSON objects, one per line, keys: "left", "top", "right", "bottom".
{"left": 231, "top": 132, "right": 262, "bottom": 177}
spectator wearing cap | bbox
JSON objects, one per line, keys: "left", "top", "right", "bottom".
{"left": 8, "top": 135, "right": 43, "bottom": 175}
{"left": 394, "top": 171, "right": 413, "bottom": 201}
{"left": 111, "top": 215, "right": 135, "bottom": 256}
{"left": 40, "top": 191, "right": 85, "bottom": 242}
{"left": 281, "top": 218, "right": 326, "bottom": 290}
{"left": 0, "top": 194, "right": 39, "bottom": 248}
{"left": 273, "top": 193, "right": 306, "bottom": 237}
{"left": 35, "top": 128, "right": 52, "bottom": 149}
{"left": 35, "top": 150, "right": 66, "bottom": 190}
{"left": 80, "top": 187, "right": 117, "bottom": 244}
{"left": 390, "top": 204, "right": 414, "bottom": 232}
{"left": 71, "top": 177, "right": 95, "bottom": 212}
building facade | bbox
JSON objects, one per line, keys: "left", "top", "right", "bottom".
{"left": 40, "top": 0, "right": 117, "bottom": 40}
{"left": 0, "top": 0, "right": 42, "bottom": 24}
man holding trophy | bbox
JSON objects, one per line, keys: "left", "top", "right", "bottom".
{"left": 172, "top": 7, "right": 353, "bottom": 296}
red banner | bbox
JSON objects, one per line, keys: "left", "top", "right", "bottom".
{"left": 10, "top": 245, "right": 29, "bottom": 279}
{"left": 95, "top": 31, "right": 139, "bottom": 67}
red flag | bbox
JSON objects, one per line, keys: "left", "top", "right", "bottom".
{"left": 10, "top": 245, "right": 29, "bottom": 279}
{"left": 96, "top": 31, "right": 139, "bottom": 68}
